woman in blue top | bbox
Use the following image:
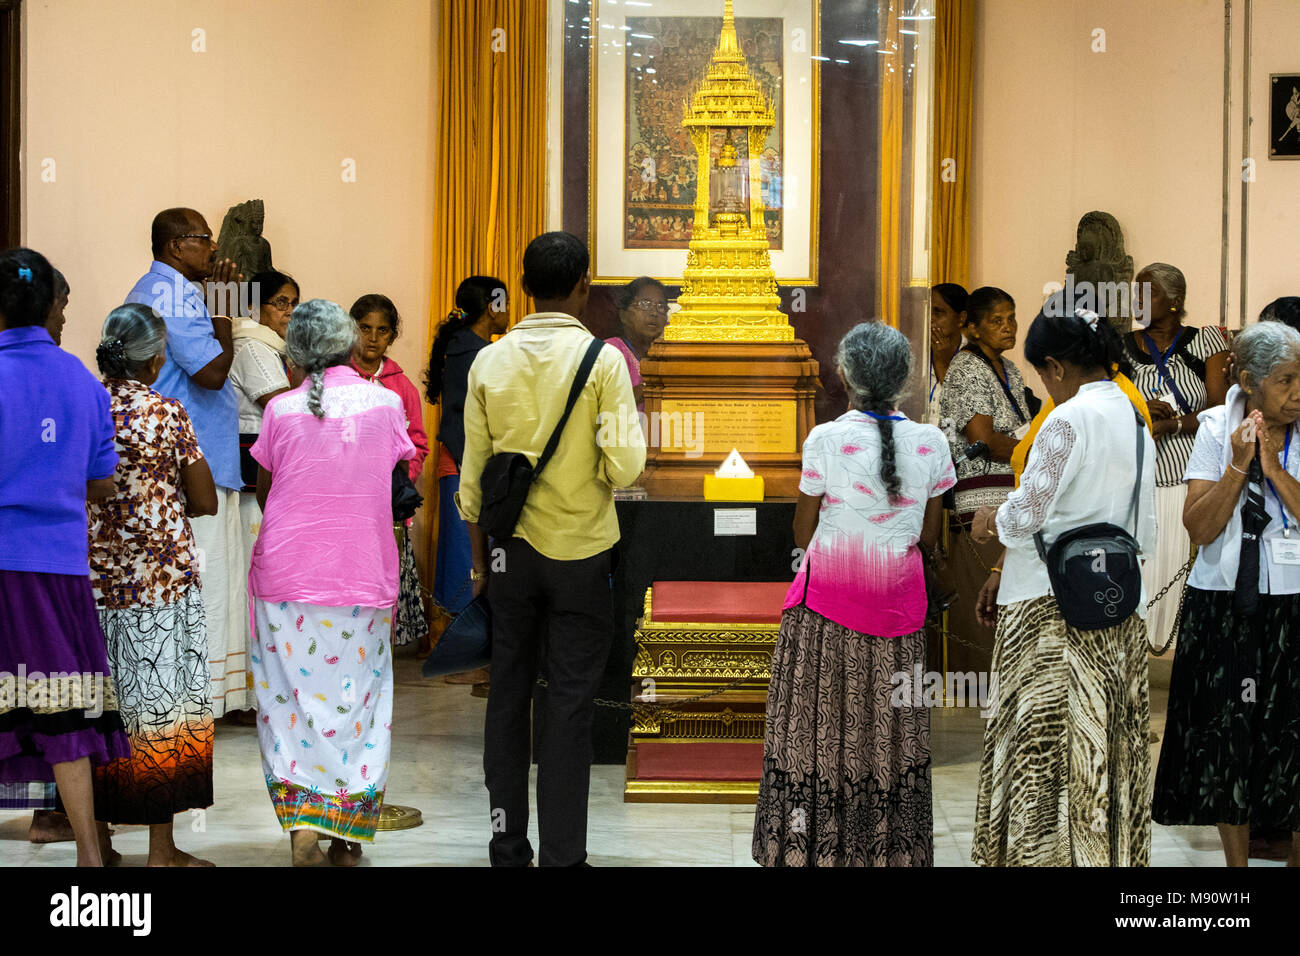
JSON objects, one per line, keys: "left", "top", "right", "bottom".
{"left": 423, "top": 277, "right": 509, "bottom": 650}
{"left": 0, "top": 248, "right": 131, "bottom": 866}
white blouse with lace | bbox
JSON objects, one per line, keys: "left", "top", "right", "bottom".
{"left": 993, "top": 380, "right": 1158, "bottom": 610}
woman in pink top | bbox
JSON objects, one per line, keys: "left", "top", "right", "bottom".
{"left": 605, "top": 276, "right": 669, "bottom": 411}
{"left": 752, "top": 322, "right": 955, "bottom": 868}
{"left": 249, "top": 300, "right": 415, "bottom": 867}
{"left": 349, "top": 294, "right": 428, "bottom": 648}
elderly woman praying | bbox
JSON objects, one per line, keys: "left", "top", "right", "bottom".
{"left": 1152, "top": 320, "right": 1300, "bottom": 867}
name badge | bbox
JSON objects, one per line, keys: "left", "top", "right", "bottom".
{"left": 1271, "top": 537, "right": 1300, "bottom": 565}
{"left": 1012, "top": 422, "right": 1031, "bottom": 440}
{"left": 1157, "top": 391, "right": 1177, "bottom": 408}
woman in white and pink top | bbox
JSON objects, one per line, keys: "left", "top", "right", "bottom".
{"left": 752, "top": 321, "right": 955, "bottom": 868}
{"left": 249, "top": 300, "right": 415, "bottom": 867}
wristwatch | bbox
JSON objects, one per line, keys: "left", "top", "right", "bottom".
{"left": 469, "top": 569, "right": 488, "bottom": 582}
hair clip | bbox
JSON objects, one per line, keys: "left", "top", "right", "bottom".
{"left": 1073, "top": 306, "right": 1101, "bottom": 331}
{"left": 17, "top": 267, "right": 32, "bottom": 282}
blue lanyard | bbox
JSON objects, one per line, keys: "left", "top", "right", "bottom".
{"left": 1265, "top": 426, "right": 1293, "bottom": 536}
{"left": 929, "top": 360, "right": 938, "bottom": 405}
{"left": 861, "top": 410, "right": 905, "bottom": 421}
{"left": 1142, "top": 330, "right": 1192, "bottom": 415}
{"left": 964, "top": 345, "right": 1027, "bottom": 424}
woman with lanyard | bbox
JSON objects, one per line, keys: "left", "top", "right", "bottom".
{"left": 938, "top": 286, "right": 1036, "bottom": 672}
{"left": 1123, "top": 263, "right": 1228, "bottom": 651}
{"left": 1152, "top": 320, "right": 1300, "bottom": 867}
{"left": 926, "top": 283, "right": 967, "bottom": 426}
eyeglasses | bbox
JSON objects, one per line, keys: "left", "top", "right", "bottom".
{"left": 633, "top": 298, "right": 670, "bottom": 315}
{"left": 267, "top": 296, "right": 298, "bottom": 311}
{"left": 174, "top": 234, "right": 212, "bottom": 243}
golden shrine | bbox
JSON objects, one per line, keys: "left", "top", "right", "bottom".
{"left": 638, "top": 0, "right": 819, "bottom": 498}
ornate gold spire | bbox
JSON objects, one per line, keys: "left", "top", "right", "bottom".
{"left": 668, "top": 0, "right": 790, "bottom": 343}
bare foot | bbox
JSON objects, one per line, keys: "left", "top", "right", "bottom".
{"left": 98, "top": 841, "right": 122, "bottom": 867}
{"left": 97, "top": 825, "right": 122, "bottom": 867}
{"left": 28, "top": 810, "right": 75, "bottom": 844}
{"left": 148, "top": 848, "right": 215, "bottom": 867}
{"left": 327, "top": 838, "right": 363, "bottom": 867}
{"left": 290, "top": 830, "right": 328, "bottom": 867}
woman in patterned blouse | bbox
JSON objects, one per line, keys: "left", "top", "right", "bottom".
{"left": 89, "top": 303, "right": 219, "bottom": 866}
{"left": 937, "top": 287, "right": 1033, "bottom": 673}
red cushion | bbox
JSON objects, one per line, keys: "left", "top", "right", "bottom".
{"left": 634, "top": 741, "right": 764, "bottom": 781}
{"left": 651, "top": 580, "right": 789, "bottom": 624}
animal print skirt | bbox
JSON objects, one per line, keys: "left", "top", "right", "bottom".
{"left": 971, "top": 596, "right": 1151, "bottom": 866}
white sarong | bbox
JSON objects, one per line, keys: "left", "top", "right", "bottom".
{"left": 252, "top": 599, "right": 393, "bottom": 841}
{"left": 189, "top": 488, "right": 251, "bottom": 715}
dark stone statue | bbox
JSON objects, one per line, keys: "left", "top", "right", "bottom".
{"left": 1065, "top": 211, "right": 1134, "bottom": 333}
{"left": 216, "top": 199, "right": 273, "bottom": 279}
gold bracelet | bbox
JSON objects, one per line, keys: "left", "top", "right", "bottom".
{"left": 990, "top": 566, "right": 1003, "bottom": 574}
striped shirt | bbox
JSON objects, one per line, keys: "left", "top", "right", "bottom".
{"left": 1123, "top": 326, "right": 1228, "bottom": 486}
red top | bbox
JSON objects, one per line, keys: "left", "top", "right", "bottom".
{"left": 650, "top": 580, "right": 789, "bottom": 624}
{"left": 350, "top": 356, "right": 429, "bottom": 481}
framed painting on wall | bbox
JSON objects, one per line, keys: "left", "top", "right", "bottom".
{"left": 587, "top": 0, "right": 820, "bottom": 284}
{"left": 1270, "top": 74, "right": 1300, "bottom": 160}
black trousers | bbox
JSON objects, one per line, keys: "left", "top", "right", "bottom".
{"left": 484, "top": 537, "right": 614, "bottom": 866}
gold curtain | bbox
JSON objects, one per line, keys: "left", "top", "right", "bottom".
{"left": 876, "top": 0, "right": 903, "bottom": 327}
{"left": 931, "top": 0, "right": 973, "bottom": 287}
{"left": 423, "top": 1, "right": 548, "bottom": 601}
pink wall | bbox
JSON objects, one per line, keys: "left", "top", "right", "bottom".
{"left": 970, "top": 0, "right": 1300, "bottom": 393}
{"left": 21, "top": 0, "right": 438, "bottom": 384}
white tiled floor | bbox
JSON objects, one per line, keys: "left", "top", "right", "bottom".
{"left": 0, "top": 649, "right": 1279, "bottom": 866}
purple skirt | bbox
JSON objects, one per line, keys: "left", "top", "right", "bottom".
{"left": 0, "top": 569, "right": 130, "bottom": 782}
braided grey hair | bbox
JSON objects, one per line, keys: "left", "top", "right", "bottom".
{"left": 835, "top": 321, "right": 913, "bottom": 504}
{"left": 284, "top": 299, "right": 358, "bottom": 419}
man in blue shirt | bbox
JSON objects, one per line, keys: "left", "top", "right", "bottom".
{"left": 126, "top": 207, "right": 252, "bottom": 719}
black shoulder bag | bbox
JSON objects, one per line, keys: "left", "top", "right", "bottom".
{"left": 1034, "top": 409, "right": 1146, "bottom": 631}
{"left": 477, "top": 337, "right": 605, "bottom": 540}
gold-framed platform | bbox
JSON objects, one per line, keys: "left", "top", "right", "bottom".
{"left": 624, "top": 585, "right": 780, "bottom": 803}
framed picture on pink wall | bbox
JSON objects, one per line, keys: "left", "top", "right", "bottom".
{"left": 1269, "top": 74, "right": 1300, "bottom": 159}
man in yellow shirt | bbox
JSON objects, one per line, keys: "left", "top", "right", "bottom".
{"left": 456, "top": 231, "right": 645, "bottom": 867}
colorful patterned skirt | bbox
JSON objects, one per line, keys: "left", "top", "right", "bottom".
{"left": 0, "top": 570, "right": 130, "bottom": 782}
{"left": 393, "top": 524, "right": 426, "bottom": 647}
{"left": 93, "top": 587, "right": 214, "bottom": 824}
{"left": 752, "top": 604, "right": 933, "bottom": 867}
{"left": 0, "top": 781, "right": 55, "bottom": 809}
{"left": 1152, "top": 587, "right": 1300, "bottom": 830}
{"left": 252, "top": 599, "right": 393, "bottom": 842}
{"left": 972, "top": 596, "right": 1151, "bottom": 866}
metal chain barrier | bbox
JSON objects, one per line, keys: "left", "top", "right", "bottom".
{"left": 536, "top": 674, "right": 753, "bottom": 716}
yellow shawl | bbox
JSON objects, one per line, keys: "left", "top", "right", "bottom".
{"left": 1010, "top": 372, "right": 1154, "bottom": 487}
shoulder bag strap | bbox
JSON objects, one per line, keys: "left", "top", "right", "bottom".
{"left": 1170, "top": 326, "right": 1207, "bottom": 383}
{"left": 1128, "top": 408, "right": 1146, "bottom": 533}
{"left": 532, "top": 337, "right": 605, "bottom": 482}
{"left": 1034, "top": 408, "right": 1146, "bottom": 559}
